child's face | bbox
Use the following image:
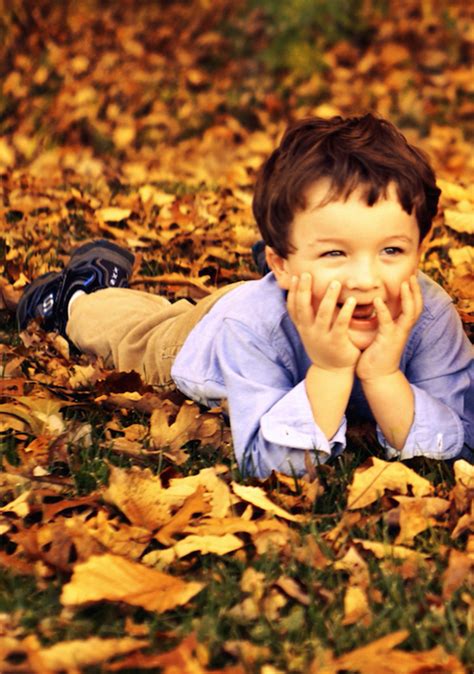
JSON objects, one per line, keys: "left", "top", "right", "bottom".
{"left": 268, "top": 180, "right": 422, "bottom": 351}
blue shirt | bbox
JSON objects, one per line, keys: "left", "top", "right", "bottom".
{"left": 171, "top": 272, "right": 473, "bottom": 478}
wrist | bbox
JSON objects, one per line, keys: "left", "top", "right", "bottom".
{"left": 309, "top": 363, "right": 356, "bottom": 377}
{"left": 359, "top": 369, "right": 402, "bottom": 385}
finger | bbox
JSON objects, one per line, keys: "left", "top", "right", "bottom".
{"left": 410, "top": 274, "right": 423, "bottom": 318}
{"left": 398, "top": 279, "right": 416, "bottom": 326}
{"left": 294, "top": 272, "right": 314, "bottom": 325}
{"left": 374, "top": 296, "right": 393, "bottom": 329}
{"left": 287, "top": 275, "right": 299, "bottom": 322}
{"left": 332, "top": 295, "right": 356, "bottom": 331}
{"left": 315, "top": 279, "right": 341, "bottom": 330}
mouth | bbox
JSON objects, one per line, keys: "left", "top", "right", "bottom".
{"left": 337, "top": 302, "right": 377, "bottom": 320}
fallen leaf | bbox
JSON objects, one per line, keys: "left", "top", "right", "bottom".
{"left": 96, "top": 207, "right": 132, "bottom": 222}
{"left": 155, "top": 485, "right": 211, "bottom": 545}
{"left": 354, "top": 539, "right": 428, "bottom": 563}
{"left": 392, "top": 496, "right": 450, "bottom": 545}
{"left": 347, "top": 457, "right": 432, "bottom": 509}
{"left": 444, "top": 208, "right": 474, "bottom": 234}
{"left": 442, "top": 547, "right": 473, "bottom": 600}
{"left": 61, "top": 553, "right": 205, "bottom": 611}
{"left": 145, "top": 533, "right": 244, "bottom": 567}
{"left": 341, "top": 585, "right": 371, "bottom": 626}
{"left": 231, "top": 482, "right": 301, "bottom": 522}
{"left": 325, "top": 629, "right": 466, "bottom": 674}
{"left": 39, "top": 636, "right": 149, "bottom": 671}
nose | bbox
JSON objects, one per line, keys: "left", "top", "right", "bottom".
{"left": 345, "top": 257, "right": 382, "bottom": 291}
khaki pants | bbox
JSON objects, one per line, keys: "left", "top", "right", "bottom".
{"left": 67, "top": 284, "right": 242, "bottom": 389}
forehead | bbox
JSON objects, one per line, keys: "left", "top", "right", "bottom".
{"left": 291, "top": 180, "right": 419, "bottom": 244}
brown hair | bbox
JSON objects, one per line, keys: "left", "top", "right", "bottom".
{"left": 252, "top": 113, "right": 440, "bottom": 258}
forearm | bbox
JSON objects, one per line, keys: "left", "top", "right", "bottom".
{"left": 305, "top": 364, "right": 355, "bottom": 440}
{"left": 361, "top": 370, "right": 414, "bottom": 450}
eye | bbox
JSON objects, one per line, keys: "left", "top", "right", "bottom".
{"left": 383, "top": 247, "right": 404, "bottom": 255}
{"left": 321, "top": 250, "right": 345, "bottom": 258}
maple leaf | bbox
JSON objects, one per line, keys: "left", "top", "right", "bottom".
{"left": 61, "top": 553, "right": 205, "bottom": 612}
{"left": 231, "top": 482, "right": 302, "bottom": 522}
{"left": 346, "top": 457, "right": 432, "bottom": 509}
{"left": 391, "top": 495, "right": 450, "bottom": 545}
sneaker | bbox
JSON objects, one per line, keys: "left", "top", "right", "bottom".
{"left": 17, "top": 239, "right": 135, "bottom": 336}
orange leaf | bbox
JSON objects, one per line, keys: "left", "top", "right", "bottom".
{"left": 231, "top": 482, "right": 301, "bottom": 522}
{"left": 61, "top": 553, "right": 204, "bottom": 612}
{"left": 347, "top": 457, "right": 432, "bottom": 509}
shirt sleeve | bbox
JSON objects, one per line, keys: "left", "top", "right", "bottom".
{"left": 215, "top": 318, "right": 347, "bottom": 478}
{"left": 376, "top": 302, "right": 473, "bottom": 461}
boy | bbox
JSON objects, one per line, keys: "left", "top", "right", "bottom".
{"left": 17, "top": 114, "right": 473, "bottom": 477}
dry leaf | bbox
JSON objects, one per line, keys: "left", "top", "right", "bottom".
{"left": 392, "top": 496, "right": 450, "bottom": 545}
{"left": 347, "top": 457, "right": 432, "bottom": 509}
{"left": 329, "top": 629, "right": 466, "bottom": 674}
{"left": 103, "top": 465, "right": 183, "bottom": 530}
{"left": 61, "top": 553, "right": 204, "bottom": 611}
{"left": 442, "top": 548, "right": 473, "bottom": 600}
{"left": 96, "top": 207, "right": 132, "bottom": 222}
{"left": 40, "top": 636, "right": 149, "bottom": 670}
{"left": 155, "top": 485, "right": 211, "bottom": 545}
{"left": 341, "top": 585, "right": 371, "bottom": 626}
{"left": 354, "top": 539, "right": 428, "bottom": 563}
{"left": 444, "top": 209, "right": 474, "bottom": 234}
{"left": 231, "top": 482, "right": 301, "bottom": 522}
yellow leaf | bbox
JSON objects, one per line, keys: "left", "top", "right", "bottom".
{"left": 354, "top": 539, "right": 428, "bottom": 563}
{"left": 448, "top": 245, "right": 474, "bottom": 267}
{"left": 40, "top": 636, "right": 148, "bottom": 670}
{"left": 96, "top": 207, "right": 132, "bottom": 222}
{"left": 437, "top": 179, "right": 471, "bottom": 202}
{"left": 146, "top": 533, "right": 244, "bottom": 566}
{"left": 61, "top": 553, "right": 204, "bottom": 611}
{"left": 393, "top": 496, "right": 450, "bottom": 545}
{"left": 231, "top": 482, "right": 301, "bottom": 522}
{"left": 331, "top": 630, "right": 466, "bottom": 674}
{"left": 444, "top": 208, "right": 474, "bottom": 234}
{"left": 347, "top": 457, "right": 432, "bottom": 509}
{"left": 342, "top": 585, "right": 371, "bottom": 626}
{"left": 103, "top": 465, "right": 183, "bottom": 530}
{"left": 155, "top": 485, "right": 211, "bottom": 545}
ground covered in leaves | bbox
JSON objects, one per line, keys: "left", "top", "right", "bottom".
{"left": 0, "top": 1, "right": 473, "bottom": 672}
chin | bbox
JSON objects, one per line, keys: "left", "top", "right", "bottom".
{"left": 349, "top": 329, "right": 377, "bottom": 351}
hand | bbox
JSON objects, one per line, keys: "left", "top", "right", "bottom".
{"left": 356, "top": 275, "right": 423, "bottom": 381}
{"left": 287, "top": 273, "right": 361, "bottom": 371}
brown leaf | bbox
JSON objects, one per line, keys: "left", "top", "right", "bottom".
{"left": 354, "top": 539, "right": 428, "bottom": 564}
{"left": 442, "top": 547, "right": 473, "bottom": 600}
{"left": 155, "top": 485, "right": 211, "bottom": 545}
{"left": 103, "top": 465, "right": 182, "bottom": 530}
{"left": 231, "top": 482, "right": 301, "bottom": 522}
{"left": 150, "top": 400, "right": 224, "bottom": 453}
{"left": 392, "top": 496, "right": 450, "bottom": 545}
{"left": 61, "top": 553, "right": 204, "bottom": 611}
{"left": 39, "top": 636, "right": 149, "bottom": 671}
{"left": 329, "top": 630, "right": 466, "bottom": 674}
{"left": 347, "top": 457, "right": 432, "bottom": 509}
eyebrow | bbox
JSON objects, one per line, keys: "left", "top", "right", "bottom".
{"left": 308, "top": 235, "right": 415, "bottom": 246}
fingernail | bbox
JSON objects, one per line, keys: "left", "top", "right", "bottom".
{"left": 330, "top": 280, "right": 340, "bottom": 289}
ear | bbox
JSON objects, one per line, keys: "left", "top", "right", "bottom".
{"left": 265, "top": 246, "right": 292, "bottom": 290}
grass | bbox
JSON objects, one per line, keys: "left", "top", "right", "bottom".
{"left": 1, "top": 393, "right": 471, "bottom": 672}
